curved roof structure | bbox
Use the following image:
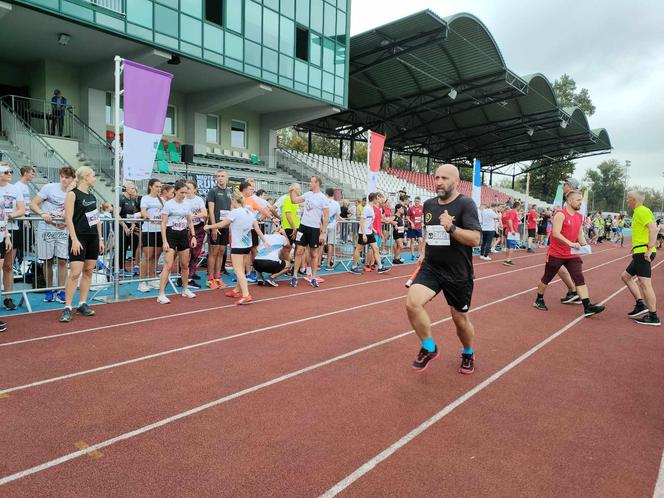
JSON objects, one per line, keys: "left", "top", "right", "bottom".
{"left": 300, "top": 10, "right": 611, "bottom": 170}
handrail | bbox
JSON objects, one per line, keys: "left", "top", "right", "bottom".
{"left": 1, "top": 94, "right": 75, "bottom": 137}
{"left": 65, "top": 107, "right": 115, "bottom": 184}
{"left": 1, "top": 100, "right": 108, "bottom": 202}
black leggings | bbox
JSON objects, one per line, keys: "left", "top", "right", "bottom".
{"left": 480, "top": 230, "right": 494, "bottom": 257}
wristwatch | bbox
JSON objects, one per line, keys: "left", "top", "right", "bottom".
{"left": 449, "top": 224, "right": 457, "bottom": 234}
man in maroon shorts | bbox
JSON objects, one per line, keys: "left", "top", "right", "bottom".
{"left": 532, "top": 190, "right": 605, "bottom": 317}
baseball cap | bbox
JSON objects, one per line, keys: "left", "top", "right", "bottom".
{"left": 564, "top": 177, "right": 580, "bottom": 189}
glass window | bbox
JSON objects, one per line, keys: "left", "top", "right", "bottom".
{"left": 231, "top": 120, "right": 246, "bottom": 148}
{"left": 180, "top": 15, "right": 202, "bottom": 45}
{"left": 280, "top": 16, "right": 294, "bottom": 56}
{"left": 225, "top": 31, "right": 243, "bottom": 60}
{"left": 245, "top": 40, "right": 261, "bottom": 66}
{"left": 127, "top": 0, "right": 152, "bottom": 28}
{"left": 225, "top": 0, "right": 243, "bottom": 33}
{"left": 204, "top": 23, "right": 223, "bottom": 53}
{"left": 281, "top": 0, "right": 295, "bottom": 18}
{"left": 323, "top": 37, "right": 334, "bottom": 73}
{"left": 335, "top": 42, "right": 346, "bottom": 76}
{"left": 180, "top": 0, "right": 202, "bottom": 18}
{"left": 310, "top": 32, "right": 322, "bottom": 66}
{"left": 155, "top": 0, "right": 178, "bottom": 8}
{"left": 323, "top": 71, "right": 334, "bottom": 93}
{"left": 263, "top": 47, "right": 278, "bottom": 73}
{"left": 263, "top": 7, "right": 278, "bottom": 49}
{"left": 205, "top": 0, "right": 222, "bottom": 26}
{"left": 164, "top": 105, "right": 176, "bottom": 136}
{"left": 155, "top": 4, "right": 178, "bottom": 35}
{"left": 263, "top": 0, "right": 278, "bottom": 10}
{"left": 295, "top": 26, "right": 309, "bottom": 61}
{"left": 295, "top": 0, "right": 309, "bottom": 26}
{"left": 206, "top": 115, "right": 219, "bottom": 143}
{"left": 309, "top": 66, "right": 321, "bottom": 89}
{"left": 294, "top": 60, "right": 308, "bottom": 83}
{"left": 335, "top": 76, "right": 344, "bottom": 96}
{"left": 336, "top": 9, "right": 346, "bottom": 39}
{"left": 324, "top": 2, "right": 335, "bottom": 36}
{"left": 337, "top": 0, "right": 346, "bottom": 11}
{"left": 279, "top": 54, "right": 293, "bottom": 78}
{"left": 245, "top": 1, "right": 262, "bottom": 42}
{"left": 310, "top": 0, "right": 323, "bottom": 33}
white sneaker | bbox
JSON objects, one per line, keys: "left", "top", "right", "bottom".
{"left": 157, "top": 295, "right": 171, "bottom": 304}
{"left": 182, "top": 289, "right": 196, "bottom": 299}
{"left": 149, "top": 280, "right": 160, "bottom": 289}
{"left": 138, "top": 282, "right": 150, "bottom": 293}
{"left": 484, "top": 256, "right": 492, "bottom": 260}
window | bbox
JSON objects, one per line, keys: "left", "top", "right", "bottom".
{"left": 231, "top": 120, "right": 246, "bottom": 148}
{"left": 263, "top": 7, "right": 279, "bottom": 48}
{"left": 245, "top": 1, "right": 262, "bottom": 42}
{"left": 164, "top": 105, "right": 176, "bottom": 136}
{"left": 206, "top": 115, "right": 219, "bottom": 143}
{"left": 280, "top": 16, "right": 294, "bottom": 56}
{"left": 296, "top": 26, "right": 309, "bottom": 61}
{"left": 225, "top": 0, "right": 243, "bottom": 33}
{"left": 310, "top": 32, "right": 321, "bottom": 66}
{"left": 205, "top": 0, "right": 222, "bottom": 26}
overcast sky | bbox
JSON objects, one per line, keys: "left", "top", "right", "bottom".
{"left": 350, "top": 0, "right": 664, "bottom": 190}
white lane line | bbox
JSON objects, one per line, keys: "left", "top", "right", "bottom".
{"left": 0, "top": 254, "right": 629, "bottom": 486}
{"left": 0, "top": 258, "right": 553, "bottom": 395}
{"left": 0, "top": 254, "right": 624, "bottom": 395}
{"left": 1, "top": 248, "right": 613, "bottom": 349}
{"left": 321, "top": 261, "right": 663, "bottom": 498}
{"left": 654, "top": 450, "right": 664, "bottom": 498}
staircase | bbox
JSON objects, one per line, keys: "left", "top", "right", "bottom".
{"left": 1, "top": 96, "right": 111, "bottom": 202}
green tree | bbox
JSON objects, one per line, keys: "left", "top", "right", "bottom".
{"left": 353, "top": 142, "right": 368, "bottom": 163}
{"left": 628, "top": 185, "right": 664, "bottom": 215}
{"left": 553, "top": 74, "right": 596, "bottom": 116}
{"left": 515, "top": 159, "right": 575, "bottom": 202}
{"left": 277, "top": 127, "right": 307, "bottom": 152}
{"left": 584, "top": 159, "right": 628, "bottom": 212}
{"left": 312, "top": 133, "right": 340, "bottom": 157}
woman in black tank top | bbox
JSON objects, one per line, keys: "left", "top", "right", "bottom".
{"left": 60, "top": 166, "right": 103, "bottom": 322}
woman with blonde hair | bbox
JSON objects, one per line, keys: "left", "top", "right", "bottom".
{"left": 138, "top": 178, "right": 163, "bottom": 292}
{"left": 59, "top": 166, "right": 103, "bottom": 322}
{"left": 205, "top": 188, "right": 270, "bottom": 305}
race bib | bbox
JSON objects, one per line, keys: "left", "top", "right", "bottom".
{"left": 192, "top": 209, "right": 202, "bottom": 225}
{"left": 397, "top": 226, "right": 405, "bottom": 233}
{"left": 414, "top": 216, "right": 422, "bottom": 224}
{"left": 0, "top": 220, "right": 6, "bottom": 236}
{"left": 295, "top": 231, "right": 303, "bottom": 242}
{"left": 218, "top": 209, "right": 230, "bottom": 220}
{"left": 426, "top": 225, "right": 450, "bottom": 246}
{"left": 507, "top": 232, "right": 520, "bottom": 241}
{"left": 85, "top": 209, "right": 100, "bottom": 227}
{"left": 172, "top": 217, "right": 187, "bottom": 231}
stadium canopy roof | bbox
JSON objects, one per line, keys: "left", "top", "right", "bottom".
{"left": 299, "top": 10, "right": 611, "bottom": 171}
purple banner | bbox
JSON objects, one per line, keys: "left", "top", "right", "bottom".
{"left": 123, "top": 60, "right": 173, "bottom": 134}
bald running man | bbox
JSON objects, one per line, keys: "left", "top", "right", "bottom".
{"left": 406, "top": 164, "right": 481, "bottom": 374}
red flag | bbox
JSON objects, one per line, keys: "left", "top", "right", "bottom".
{"left": 369, "top": 131, "right": 385, "bottom": 172}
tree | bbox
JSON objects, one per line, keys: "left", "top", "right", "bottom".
{"left": 584, "top": 159, "right": 628, "bottom": 212}
{"left": 553, "top": 74, "right": 596, "bottom": 116}
{"left": 628, "top": 185, "right": 664, "bottom": 215}
{"left": 515, "top": 159, "right": 576, "bottom": 202}
{"left": 277, "top": 128, "right": 307, "bottom": 152}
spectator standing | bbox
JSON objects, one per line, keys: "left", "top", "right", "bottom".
{"left": 119, "top": 182, "right": 141, "bottom": 271}
{"left": 50, "top": 89, "right": 67, "bottom": 136}
{"left": 0, "top": 163, "right": 25, "bottom": 310}
{"left": 480, "top": 203, "right": 498, "bottom": 260}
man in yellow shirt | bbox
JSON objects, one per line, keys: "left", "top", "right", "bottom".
{"left": 281, "top": 183, "right": 300, "bottom": 241}
{"left": 621, "top": 191, "right": 659, "bottom": 326}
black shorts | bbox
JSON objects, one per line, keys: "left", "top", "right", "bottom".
{"left": 166, "top": 228, "right": 190, "bottom": 252}
{"left": 295, "top": 225, "right": 321, "bottom": 248}
{"left": 358, "top": 233, "right": 376, "bottom": 245}
{"left": 393, "top": 230, "right": 405, "bottom": 240}
{"left": 528, "top": 228, "right": 536, "bottom": 238}
{"left": 537, "top": 226, "right": 547, "bottom": 236}
{"left": 231, "top": 247, "right": 252, "bottom": 255}
{"left": 254, "top": 259, "right": 286, "bottom": 274}
{"left": 208, "top": 227, "right": 229, "bottom": 246}
{"left": 541, "top": 256, "right": 584, "bottom": 286}
{"left": 141, "top": 231, "right": 163, "bottom": 248}
{"left": 626, "top": 252, "right": 656, "bottom": 278}
{"left": 284, "top": 228, "right": 295, "bottom": 240}
{"left": 251, "top": 229, "right": 259, "bottom": 248}
{"left": 494, "top": 231, "right": 500, "bottom": 239}
{"left": 9, "top": 229, "right": 21, "bottom": 253}
{"left": 412, "top": 263, "right": 473, "bottom": 312}
{"left": 0, "top": 239, "right": 5, "bottom": 259}
{"left": 69, "top": 233, "right": 100, "bottom": 262}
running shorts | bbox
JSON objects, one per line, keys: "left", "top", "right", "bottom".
{"left": 69, "top": 233, "right": 100, "bottom": 262}
{"left": 541, "top": 255, "right": 584, "bottom": 286}
{"left": 231, "top": 247, "right": 252, "bottom": 255}
{"left": 625, "top": 252, "right": 656, "bottom": 278}
{"left": 357, "top": 233, "right": 376, "bottom": 245}
{"left": 412, "top": 262, "right": 473, "bottom": 312}
{"left": 295, "top": 224, "right": 321, "bottom": 248}
{"left": 254, "top": 259, "right": 286, "bottom": 274}
{"left": 528, "top": 228, "right": 537, "bottom": 238}
{"left": 37, "top": 223, "right": 68, "bottom": 260}
{"left": 141, "top": 231, "right": 163, "bottom": 248}
{"left": 166, "top": 227, "right": 190, "bottom": 252}
{"left": 406, "top": 228, "right": 423, "bottom": 239}
{"left": 208, "top": 227, "right": 229, "bottom": 246}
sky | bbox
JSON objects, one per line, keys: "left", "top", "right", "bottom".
{"left": 349, "top": 0, "right": 664, "bottom": 190}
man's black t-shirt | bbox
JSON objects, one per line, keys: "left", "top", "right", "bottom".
{"left": 538, "top": 214, "right": 550, "bottom": 231}
{"left": 423, "top": 194, "right": 481, "bottom": 282}
{"left": 206, "top": 186, "right": 232, "bottom": 222}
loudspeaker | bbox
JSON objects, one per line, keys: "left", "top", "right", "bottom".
{"left": 181, "top": 144, "right": 194, "bottom": 164}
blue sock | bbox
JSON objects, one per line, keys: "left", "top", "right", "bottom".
{"left": 463, "top": 347, "right": 474, "bottom": 355}
{"left": 421, "top": 337, "right": 436, "bottom": 352}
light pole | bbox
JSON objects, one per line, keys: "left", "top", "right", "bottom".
{"left": 621, "top": 160, "right": 631, "bottom": 213}
{"left": 661, "top": 171, "right": 664, "bottom": 215}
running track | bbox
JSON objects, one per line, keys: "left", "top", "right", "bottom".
{"left": 1, "top": 245, "right": 663, "bottom": 497}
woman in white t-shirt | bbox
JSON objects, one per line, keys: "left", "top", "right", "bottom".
{"left": 138, "top": 178, "right": 163, "bottom": 292}
{"left": 157, "top": 180, "right": 197, "bottom": 304}
{"left": 185, "top": 179, "right": 208, "bottom": 288}
{"left": 205, "top": 191, "right": 269, "bottom": 305}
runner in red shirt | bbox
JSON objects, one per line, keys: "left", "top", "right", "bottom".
{"left": 502, "top": 201, "right": 520, "bottom": 266}
{"left": 532, "top": 190, "right": 605, "bottom": 316}
{"left": 406, "top": 196, "right": 424, "bottom": 261}
{"left": 526, "top": 204, "right": 539, "bottom": 253}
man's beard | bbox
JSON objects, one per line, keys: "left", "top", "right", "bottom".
{"left": 437, "top": 186, "right": 454, "bottom": 200}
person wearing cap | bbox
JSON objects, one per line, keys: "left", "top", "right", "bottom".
{"left": 50, "top": 89, "right": 67, "bottom": 136}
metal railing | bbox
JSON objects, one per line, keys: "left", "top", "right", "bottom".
{"left": 85, "top": 0, "right": 125, "bottom": 14}
{"left": 1, "top": 95, "right": 75, "bottom": 137}
{"left": 66, "top": 107, "right": 115, "bottom": 184}
{"left": 1, "top": 99, "right": 73, "bottom": 184}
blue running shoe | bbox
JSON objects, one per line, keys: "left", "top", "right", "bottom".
{"left": 56, "top": 291, "right": 66, "bottom": 303}
{"left": 310, "top": 278, "right": 319, "bottom": 288}
{"left": 43, "top": 290, "right": 55, "bottom": 303}
{"left": 246, "top": 271, "right": 258, "bottom": 284}
{"left": 290, "top": 277, "right": 298, "bottom": 287}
